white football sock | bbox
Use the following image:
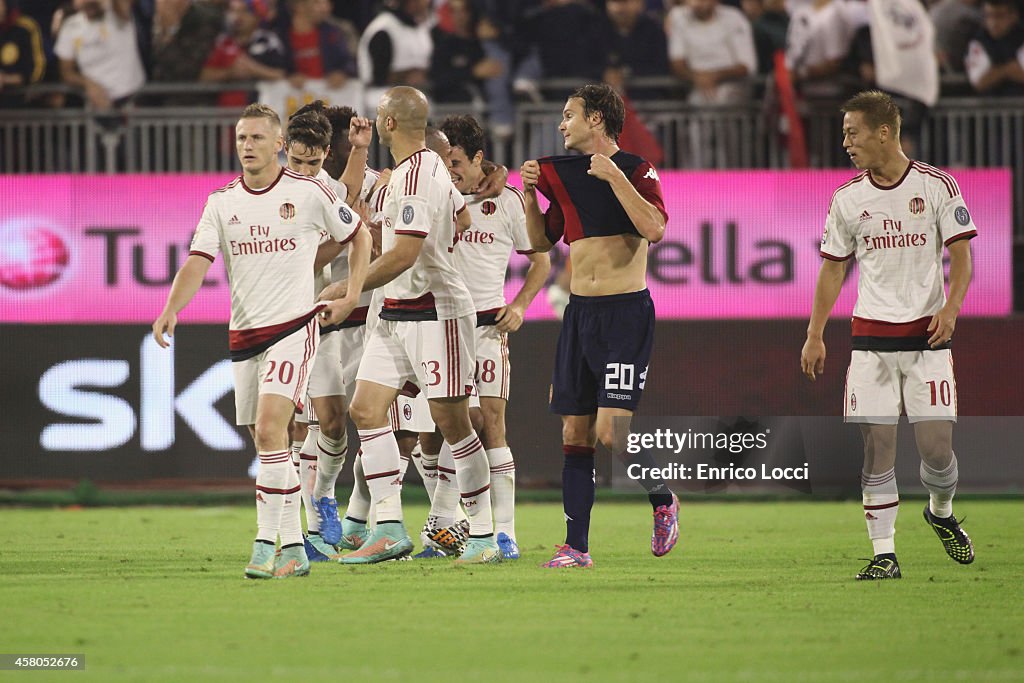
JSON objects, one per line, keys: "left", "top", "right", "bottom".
{"left": 862, "top": 468, "right": 899, "bottom": 556}
{"left": 921, "top": 453, "right": 958, "bottom": 518}
{"left": 428, "top": 440, "right": 459, "bottom": 529}
{"left": 416, "top": 445, "right": 439, "bottom": 502}
{"left": 299, "top": 425, "right": 319, "bottom": 532}
{"left": 487, "top": 446, "right": 516, "bottom": 539}
{"left": 314, "top": 429, "right": 347, "bottom": 500}
{"left": 255, "top": 450, "right": 294, "bottom": 544}
{"left": 358, "top": 427, "right": 403, "bottom": 523}
{"left": 344, "top": 450, "right": 371, "bottom": 522}
{"left": 449, "top": 432, "right": 493, "bottom": 537}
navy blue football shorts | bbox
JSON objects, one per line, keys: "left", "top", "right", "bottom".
{"left": 550, "top": 289, "right": 655, "bottom": 415}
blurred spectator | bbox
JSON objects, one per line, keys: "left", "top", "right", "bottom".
{"left": 430, "top": 0, "right": 503, "bottom": 103}
{"left": 144, "top": 0, "right": 222, "bottom": 101}
{"left": 964, "top": 0, "right": 1024, "bottom": 95}
{"left": 931, "top": 0, "right": 982, "bottom": 73}
{"left": 279, "top": 0, "right": 355, "bottom": 89}
{"left": 330, "top": 0, "right": 373, "bottom": 33}
{"left": 0, "top": 0, "right": 46, "bottom": 106}
{"left": 18, "top": 0, "right": 63, "bottom": 42}
{"left": 785, "top": 0, "right": 866, "bottom": 98}
{"left": 55, "top": 0, "right": 146, "bottom": 110}
{"left": 357, "top": 0, "right": 432, "bottom": 95}
{"left": 514, "top": 0, "right": 604, "bottom": 100}
{"left": 741, "top": 0, "right": 789, "bottom": 74}
{"left": 667, "top": 0, "right": 758, "bottom": 104}
{"left": 597, "top": 0, "right": 670, "bottom": 95}
{"left": 200, "top": 0, "right": 287, "bottom": 106}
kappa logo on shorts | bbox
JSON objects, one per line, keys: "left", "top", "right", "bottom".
{"left": 339, "top": 205, "right": 353, "bottom": 223}
{"left": 954, "top": 206, "right": 971, "bottom": 226}
{"left": 402, "top": 204, "right": 415, "bottom": 224}
{"left": 279, "top": 203, "right": 296, "bottom": 221}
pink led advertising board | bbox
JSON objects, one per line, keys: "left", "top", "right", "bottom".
{"left": 0, "top": 170, "right": 1011, "bottom": 323}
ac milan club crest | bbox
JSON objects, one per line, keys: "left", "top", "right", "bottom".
{"left": 908, "top": 197, "right": 925, "bottom": 215}
{"left": 279, "top": 203, "right": 296, "bottom": 220}
{"left": 481, "top": 200, "right": 497, "bottom": 216}
{"left": 850, "top": 393, "right": 857, "bottom": 411}
{"left": 403, "top": 403, "right": 412, "bottom": 420}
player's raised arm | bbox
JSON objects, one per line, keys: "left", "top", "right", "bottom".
{"left": 587, "top": 154, "right": 667, "bottom": 243}
{"left": 801, "top": 258, "right": 848, "bottom": 381}
{"left": 520, "top": 159, "right": 555, "bottom": 253}
{"left": 152, "top": 253, "right": 213, "bottom": 348}
{"left": 341, "top": 116, "right": 373, "bottom": 204}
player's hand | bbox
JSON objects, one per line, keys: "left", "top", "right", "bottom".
{"left": 927, "top": 306, "right": 958, "bottom": 348}
{"left": 587, "top": 154, "right": 624, "bottom": 183}
{"left": 349, "top": 116, "right": 374, "bottom": 150}
{"left": 351, "top": 197, "right": 371, "bottom": 224}
{"left": 520, "top": 160, "right": 540, "bottom": 191}
{"left": 152, "top": 311, "right": 177, "bottom": 349}
{"left": 318, "top": 279, "right": 348, "bottom": 302}
{"left": 801, "top": 337, "right": 826, "bottom": 381}
{"left": 495, "top": 304, "right": 525, "bottom": 333}
{"left": 474, "top": 164, "right": 509, "bottom": 199}
{"left": 366, "top": 219, "right": 383, "bottom": 259}
{"left": 319, "top": 298, "right": 357, "bottom": 327}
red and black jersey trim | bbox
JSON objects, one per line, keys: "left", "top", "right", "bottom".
{"left": 944, "top": 230, "right": 976, "bottom": 246}
{"left": 380, "top": 293, "right": 437, "bottom": 322}
{"left": 912, "top": 160, "right": 961, "bottom": 198}
{"left": 476, "top": 307, "right": 501, "bottom": 326}
{"left": 241, "top": 167, "right": 285, "bottom": 195}
{"left": 189, "top": 249, "right": 216, "bottom": 262}
{"left": 320, "top": 305, "right": 369, "bottom": 332}
{"left": 229, "top": 308, "right": 324, "bottom": 361}
{"left": 820, "top": 250, "right": 854, "bottom": 262}
{"left": 851, "top": 316, "right": 950, "bottom": 352}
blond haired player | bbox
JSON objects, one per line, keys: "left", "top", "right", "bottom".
{"left": 152, "top": 103, "right": 370, "bottom": 579}
{"left": 802, "top": 90, "right": 977, "bottom": 580}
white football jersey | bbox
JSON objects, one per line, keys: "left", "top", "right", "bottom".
{"left": 379, "top": 148, "right": 474, "bottom": 321}
{"left": 455, "top": 185, "right": 534, "bottom": 313}
{"left": 820, "top": 161, "right": 977, "bottom": 326}
{"left": 189, "top": 168, "right": 362, "bottom": 353}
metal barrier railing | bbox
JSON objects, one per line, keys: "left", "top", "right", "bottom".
{"left": 2, "top": 96, "right": 1021, "bottom": 237}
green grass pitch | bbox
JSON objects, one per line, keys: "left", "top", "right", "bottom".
{"left": 1, "top": 500, "right": 1021, "bottom": 682}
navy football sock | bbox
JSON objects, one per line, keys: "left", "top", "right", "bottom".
{"left": 562, "top": 446, "right": 596, "bottom": 553}
{"left": 618, "top": 447, "right": 674, "bottom": 509}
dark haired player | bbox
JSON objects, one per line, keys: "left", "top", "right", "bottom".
{"left": 520, "top": 84, "right": 679, "bottom": 568}
{"left": 440, "top": 113, "right": 551, "bottom": 560}
{"left": 801, "top": 90, "right": 976, "bottom": 580}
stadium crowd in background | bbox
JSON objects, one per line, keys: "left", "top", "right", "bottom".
{"left": 4, "top": 0, "right": 1020, "bottom": 113}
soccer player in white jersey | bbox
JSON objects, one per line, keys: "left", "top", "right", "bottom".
{"left": 319, "top": 86, "right": 500, "bottom": 565}
{"left": 151, "top": 103, "right": 371, "bottom": 579}
{"left": 276, "top": 105, "right": 354, "bottom": 562}
{"left": 438, "top": 114, "right": 551, "bottom": 560}
{"left": 801, "top": 91, "right": 977, "bottom": 580}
